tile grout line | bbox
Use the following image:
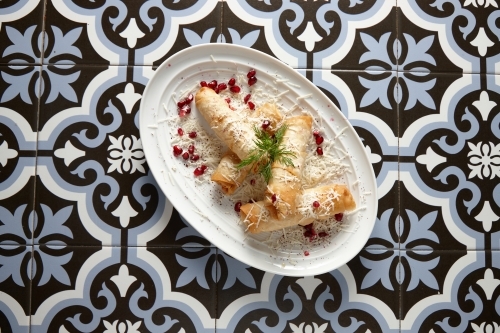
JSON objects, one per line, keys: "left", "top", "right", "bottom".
{"left": 28, "top": 0, "right": 49, "bottom": 331}
{"left": 396, "top": 2, "right": 402, "bottom": 332}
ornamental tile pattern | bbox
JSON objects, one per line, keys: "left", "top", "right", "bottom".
{"left": 1, "top": 1, "right": 499, "bottom": 332}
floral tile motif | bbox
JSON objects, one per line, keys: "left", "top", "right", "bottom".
{"left": 398, "top": 0, "right": 500, "bottom": 75}
{"left": 223, "top": 0, "right": 397, "bottom": 70}
{"left": 400, "top": 250, "right": 500, "bottom": 333}
{"left": 46, "top": 0, "right": 222, "bottom": 66}
{"left": 400, "top": 72, "right": 500, "bottom": 251}
{"left": 29, "top": 246, "right": 216, "bottom": 333}
{"left": 0, "top": 245, "right": 31, "bottom": 333}
{"left": 216, "top": 251, "right": 400, "bottom": 333}
{"left": 1, "top": 0, "right": 500, "bottom": 332}
{"left": 0, "top": 0, "right": 44, "bottom": 66}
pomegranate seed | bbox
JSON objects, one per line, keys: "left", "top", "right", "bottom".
{"left": 173, "top": 145, "right": 183, "bottom": 156}
{"left": 190, "top": 154, "right": 200, "bottom": 161}
{"left": 218, "top": 83, "right": 227, "bottom": 91}
{"left": 225, "top": 97, "right": 231, "bottom": 104}
{"left": 177, "top": 99, "right": 187, "bottom": 108}
{"left": 248, "top": 101, "right": 255, "bottom": 110}
{"left": 188, "top": 145, "right": 195, "bottom": 154}
{"left": 186, "top": 93, "right": 193, "bottom": 103}
{"left": 180, "top": 104, "right": 191, "bottom": 114}
{"left": 319, "top": 231, "right": 329, "bottom": 238}
{"left": 200, "top": 165, "right": 208, "bottom": 171}
{"left": 271, "top": 194, "right": 277, "bottom": 203}
{"left": 234, "top": 201, "right": 242, "bottom": 212}
{"left": 262, "top": 120, "right": 270, "bottom": 129}
{"left": 230, "top": 85, "right": 241, "bottom": 93}
{"left": 193, "top": 167, "right": 205, "bottom": 176}
{"left": 228, "top": 78, "right": 236, "bottom": 86}
{"left": 208, "top": 80, "right": 218, "bottom": 90}
{"left": 177, "top": 128, "right": 184, "bottom": 136}
{"left": 188, "top": 131, "right": 197, "bottom": 138}
{"left": 334, "top": 213, "right": 344, "bottom": 222}
{"left": 315, "top": 135, "right": 324, "bottom": 145}
{"left": 182, "top": 152, "right": 189, "bottom": 160}
{"left": 248, "top": 76, "right": 257, "bottom": 86}
{"left": 313, "top": 129, "right": 320, "bottom": 137}
{"left": 303, "top": 223, "right": 317, "bottom": 241}
{"left": 316, "top": 147, "right": 323, "bottom": 155}
{"left": 200, "top": 81, "right": 207, "bottom": 87}
{"left": 178, "top": 109, "right": 187, "bottom": 118}
{"left": 250, "top": 179, "right": 256, "bottom": 186}
{"left": 247, "top": 69, "right": 256, "bottom": 78}
{"left": 304, "top": 250, "right": 310, "bottom": 256}
{"left": 312, "top": 201, "right": 320, "bottom": 208}
{"left": 244, "top": 94, "right": 251, "bottom": 103}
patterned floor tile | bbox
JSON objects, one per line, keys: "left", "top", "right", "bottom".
{"left": 0, "top": 244, "right": 31, "bottom": 333}
{"left": 400, "top": 249, "right": 500, "bottom": 333}
{"left": 398, "top": 0, "right": 500, "bottom": 75}
{"left": 223, "top": 1, "right": 397, "bottom": 70}
{"left": 29, "top": 245, "right": 216, "bottom": 332}
{"left": 400, "top": 72, "right": 500, "bottom": 251}
{"left": 0, "top": 0, "right": 44, "bottom": 66}
{"left": 0, "top": 65, "right": 38, "bottom": 250}
{"left": 216, "top": 250, "right": 400, "bottom": 333}
{"left": 46, "top": 0, "right": 222, "bottom": 66}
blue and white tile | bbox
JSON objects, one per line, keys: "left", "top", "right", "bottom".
{"left": 29, "top": 246, "right": 216, "bottom": 332}
{"left": 223, "top": 0, "right": 397, "bottom": 70}
{"left": 398, "top": 0, "right": 500, "bottom": 75}
{"left": 400, "top": 250, "right": 500, "bottom": 332}
{"left": 216, "top": 250, "right": 401, "bottom": 333}
{"left": 0, "top": 244, "right": 31, "bottom": 333}
{"left": 0, "top": 0, "right": 44, "bottom": 66}
{"left": 47, "top": 0, "right": 222, "bottom": 67}
{"left": 400, "top": 72, "right": 500, "bottom": 251}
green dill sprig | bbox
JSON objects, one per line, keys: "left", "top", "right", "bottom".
{"left": 237, "top": 124, "right": 296, "bottom": 183}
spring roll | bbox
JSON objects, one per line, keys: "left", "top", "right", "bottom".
{"left": 195, "top": 87, "right": 256, "bottom": 159}
{"left": 266, "top": 115, "right": 313, "bottom": 219}
{"left": 211, "top": 151, "right": 251, "bottom": 195}
{"left": 241, "top": 184, "right": 356, "bottom": 233}
{"left": 210, "top": 103, "right": 284, "bottom": 194}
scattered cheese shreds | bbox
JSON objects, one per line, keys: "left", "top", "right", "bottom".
{"left": 162, "top": 69, "right": 359, "bottom": 253}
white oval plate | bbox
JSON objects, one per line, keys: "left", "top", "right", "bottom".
{"left": 140, "top": 44, "right": 377, "bottom": 276}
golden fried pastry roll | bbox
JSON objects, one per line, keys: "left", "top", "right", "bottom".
{"left": 195, "top": 87, "right": 256, "bottom": 159}
{"left": 211, "top": 151, "right": 251, "bottom": 195}
{"left": 266, "top": 115, "right": 313, "bottom": 219}
{"left": 241, "top": 184, "right": 356, "bottom": 234}
{"left": 209, "top": 102, "right": 283, "bottom": 194}
{"left": 254, "top": 102, "right": 283, "bottom": 131}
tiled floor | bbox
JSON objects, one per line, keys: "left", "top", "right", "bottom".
{"left": 1, "top": 0, "right": 499, "bottom": 332}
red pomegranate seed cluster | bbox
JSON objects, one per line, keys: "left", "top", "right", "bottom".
{"left": 313, "top": 129, "right": 324, "bottom": 155}
{"left": 194, "top": 165, "right": 207, "bottom": 176}
{"left": 177, "top": 93, "right": 193, "bottom": 118}
{"left": 247, "top": 69, "right": 257, "bottom": 86}
{"left": 334, "top": 213, "right": 343, "bottom": 222}
{"left": 303, "top": 223, "right": 329, "bottom": 242}
{"left": 171, "top": 137, "right": 204, "bottom": 175}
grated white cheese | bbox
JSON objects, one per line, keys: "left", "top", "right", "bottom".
{"left": 163, "top": 68, "right": 361, "bottom": 252}
{"left": 296, "top": 93, "right": 312, "bottom": 101}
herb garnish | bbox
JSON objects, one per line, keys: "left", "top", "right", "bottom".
{"left": 237, "top": 124, "right": 296, "bottom": 183}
